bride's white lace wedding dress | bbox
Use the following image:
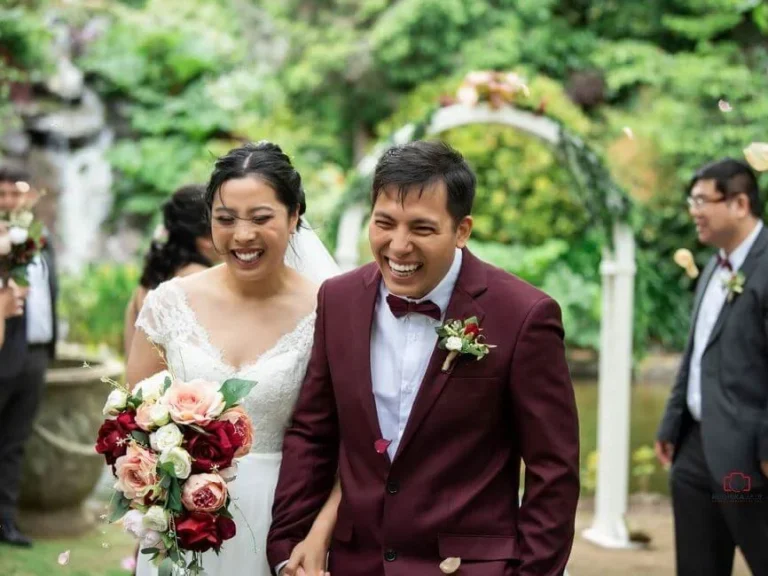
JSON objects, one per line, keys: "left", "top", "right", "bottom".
{"left": 133, "top": 277, "right": 316, "bottom": 576}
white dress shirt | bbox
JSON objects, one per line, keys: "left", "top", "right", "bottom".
{"left": 25, "top": 254, "right": 53, "bottom": 345}
{"left": 686, "top": 220, "right": 764, "bottom": 420}
{"left": 371, "top": 248, "right": 462, "bottom": 460}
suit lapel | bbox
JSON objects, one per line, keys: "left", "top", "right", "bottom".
{"left": 354, "top": 264, "right": 387, "bottom": 456}
{"left": 705, "top": 227, "right": 768, "bottom": 351}
{"left": 392, "top": 249, "right": 487, "bottom": 462}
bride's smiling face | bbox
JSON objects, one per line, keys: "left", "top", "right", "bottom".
{"left": 211, "top": 177, "right": 298, "bottom": 281}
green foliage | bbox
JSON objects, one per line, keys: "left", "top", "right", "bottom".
{"left": 58, "top": 263, "right": 140, "bottom": 354}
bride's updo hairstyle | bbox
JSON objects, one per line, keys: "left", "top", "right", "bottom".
{"left": 205, "top": 141, "right": 307, "bottom": 229}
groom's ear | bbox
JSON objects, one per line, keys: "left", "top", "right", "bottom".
{"left": 455, "top": 215, "right": 473, "bottom": 248}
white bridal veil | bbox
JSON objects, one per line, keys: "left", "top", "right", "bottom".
{"left": 283, "top": 219, "right": 342, "bottom": 284}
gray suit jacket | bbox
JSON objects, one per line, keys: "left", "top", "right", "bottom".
{"left": 657, "top": 225, "right": 768, "bottom": 488}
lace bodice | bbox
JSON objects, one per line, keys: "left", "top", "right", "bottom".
{"left": 135, "top": 278, "right": 315, "bottom": 453}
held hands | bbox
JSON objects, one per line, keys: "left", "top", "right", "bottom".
{"left": 0, "top": 281, "right": 25, "bottom": 319}
{"left": 280, "top": 533, "right": 330, "bottom": 576}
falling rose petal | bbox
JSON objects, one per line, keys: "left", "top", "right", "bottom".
{"left": 744, "top": 142, "right": 768, "bottom": 172}
{"left": 623, "top": 126, "right": 634, "bottom": 139}
{"left": 440, "top": 557, "right": 462, "bottom": 574}
{"left": 374, "top": 438, "right": 391, "bottom": 454}
{"left": 121, "top": 556, "right": 137, "bottom": 571}
{"left": 58, "top": 550, "right": 71, "bottom": 566}
{"left": 718, "top": 99, "right": 732, "bottom": 112}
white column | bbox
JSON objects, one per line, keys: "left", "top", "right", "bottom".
{"left": 583, "top": 222, "right": 637, "bottom": 548}
{"left": 334, "top": 204, "right": 368, "bottom": 271}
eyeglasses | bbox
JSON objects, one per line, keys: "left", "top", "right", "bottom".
{"left": 686, "top": 195, "right": 728, "bottom": 209}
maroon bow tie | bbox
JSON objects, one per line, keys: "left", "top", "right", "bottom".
{"left": 386, "top": 294, "right": 442, "bottom": 321}
{"left": 717, "top": 254, "right": 732, "bottom": 271}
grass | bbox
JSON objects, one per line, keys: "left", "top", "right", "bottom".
{"left": 0, "top": 381, "right": 672, "bottom": 575}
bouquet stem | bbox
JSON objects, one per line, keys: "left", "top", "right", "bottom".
{"left": 442, "top": 350, "right": 459, "bottom": 372}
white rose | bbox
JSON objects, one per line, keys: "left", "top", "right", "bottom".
{"left": 150, "top": 423, "right": 183, "bottom": 453}
{"left": 8, "top": 226, "right": 28, "bottom": 245}
{"left": 140, "top": 530, "right": 165, "bottom": 550}
{"left": 142, "top": 506, "right": 168, "bottom": 532}
{"left": 159, "top": 447, "right": 192, "bottom": 480}
{"left": 136, "top": 370, "right": 171, "bottom": 404}
{"left": 445, "top": 336, "right": 464, "bottom": 352}
{"left": 122, "top": 510, "right": 147, "bottom": 539}
{"left": 149, "top": 403, "right": 170, "bottom": 427}
{"left": 0, "top": 233, "right": 11, "bottom": 256}
{"left": 219, "top": 463, "right": 238, "bottom": 483}
{"left": 103, "top": 389, "right": 129, "bottom": 417}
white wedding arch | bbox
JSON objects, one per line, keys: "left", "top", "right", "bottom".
{"left": 330, "top": 93, "right": 639, "bottom": 550}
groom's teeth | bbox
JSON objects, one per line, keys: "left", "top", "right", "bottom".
{"left": 388, "top": 259, "right": 421, "bottom": 276}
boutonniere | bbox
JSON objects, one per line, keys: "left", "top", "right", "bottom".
{"left": 721, "top": 270, "right": 745, "bottom": 302}
{"left": 436, "top": 316, "right": 495, "bottom": 372}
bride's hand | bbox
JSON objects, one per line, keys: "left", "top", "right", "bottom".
{"left": 282, "top": 533, "right": 330, "bottom": 576}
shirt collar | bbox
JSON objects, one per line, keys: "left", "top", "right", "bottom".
{"left": 380, "top": 248, "right": 463, "bottom": 315}
{"left": 720, "top": 220, "right": 764, "bottom": 271}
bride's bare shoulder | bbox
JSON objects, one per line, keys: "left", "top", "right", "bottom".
{"left": 173, "top": 265, "right": 224, "bottom": 300}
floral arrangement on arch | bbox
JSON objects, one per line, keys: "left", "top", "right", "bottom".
{"left": 0, "top": 181, "right": 46, "bottom": 287}
{"left": 455, "top": 71, "right": 530, "bottom": 109}
{"left": 95, "top": 369, "right": 256, "bottom": 576}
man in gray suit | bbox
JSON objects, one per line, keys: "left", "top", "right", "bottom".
{"left": 656, "top": 158, "right": 768, "bottom": 576}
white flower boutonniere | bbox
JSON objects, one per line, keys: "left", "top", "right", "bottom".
{"left": 721, "top": 270, "right": 745, "bottom": 302}
{"left": 436, "top": 316, "right": 495, "bottom": 372}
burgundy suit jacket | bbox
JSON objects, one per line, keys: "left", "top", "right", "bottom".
{"left": 267, "top": 249, "right": 580, "bottom": 576}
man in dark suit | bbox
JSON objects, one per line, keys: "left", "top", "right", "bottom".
{"left": 0, "top": 167, "right": 58, "bottom": 547}
{"left": 656, "top": 158, "right": 768, "bottom": 576}
{"left": 269, "top": 141, "right": 580, "bottom": 576}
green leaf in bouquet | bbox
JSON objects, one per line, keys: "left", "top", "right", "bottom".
{"left": 109, "top": 494, "right": 132, "bottom": 522}
{"left": 187, "top": 424, "right": 212, "bottom": 436}
{"left": 141, "top": 547, "right": 161, "bottom": 555}
{"left": 163, "top": 375, "right": 172, "bottom": 394}
{"left": 219, "top": 378, "right": 257, "bottom": 410}
{"left": 130, "top": 387, "right": 144, "bottom": 408}
{"left": 218, "top": 506, "right": 233, "bottom": 519}
{"left": 158, "top": 557, "right": 174, "bottom": 576}
{"left": 168, "top": 477, "right": 183, "bottom": 512}
{"left": 131, "top": 430, "right": 150, "bottom": 446}
{"left": 159, "top": 461, "right": 177, "bottom": 478}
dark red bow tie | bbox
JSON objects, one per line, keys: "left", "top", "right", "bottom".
{"left": 717, "top": 254, "right": 732, "bottom": 271}
{"left": 386, "top": 294, "right": 442, "bottom": 321}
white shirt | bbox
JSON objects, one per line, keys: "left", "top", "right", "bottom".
{"left": 371, "top": 248, "right": 463, "bottom": 460}
{"left": 686, "top": 220, "right": 763, "bottom": 420}
{"left": 25, "top": 254, "right": 53, "bottom": 344}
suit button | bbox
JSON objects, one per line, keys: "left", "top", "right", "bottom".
{"left": 386, "top": 481, "right": 399, "bottom": 494}
{"left": 384, "top": 549, "right": 397, "bottom": 562}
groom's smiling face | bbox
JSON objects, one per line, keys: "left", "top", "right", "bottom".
{"left": 369, "top": 181, "right": 472, "bottom": 299}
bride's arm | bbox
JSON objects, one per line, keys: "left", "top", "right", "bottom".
{"left": 126, "top": 328, "right": 167, "bottom": 390}
{"left": 308, "top": 474, "right": 341, "bottom": 545}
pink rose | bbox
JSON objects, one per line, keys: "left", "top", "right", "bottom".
{"left": 181, "top": 473, "right": 228, "bottom": 513}
{"left": 134, "top": 403, "right": 156, "bottom": 432}
{"left": 114, "top": 444, "right": 159, "bottom": 500}
{"left": 220, "top": 406, "right": 254, "bottom": 457}
{"left": 163, "top": 379, "right": 225, "bottom": 426}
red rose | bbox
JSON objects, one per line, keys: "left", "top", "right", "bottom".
{"left": 464, "top": 323, "right": 480, "bottom": 338}
{"left": 186, "top": 420, "right": 238, "bottom": 473}
{"left": 95, "top": 411, "right": 139, "bottom": 466}
{"left": 175, "top": 512, "right": 236, "bottom": 553}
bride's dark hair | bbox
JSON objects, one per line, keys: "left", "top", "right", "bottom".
{"left": 204, "top": 141, "right": 307, "bottom": 229}
{"left": 139, "top": 184, "right": 213, "bottom": 289}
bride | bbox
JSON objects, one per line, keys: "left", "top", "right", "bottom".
{"left": 127, "top": 141, "right": 341, "bottom": 576}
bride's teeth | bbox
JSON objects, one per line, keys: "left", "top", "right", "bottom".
{"left": 234, "top": 250, "right": 262, "bottom": 262}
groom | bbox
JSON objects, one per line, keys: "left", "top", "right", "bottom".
{"left": 268, "top": 141, "right": 580, "bottom": 575}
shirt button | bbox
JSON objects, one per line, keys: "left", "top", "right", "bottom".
{"left": 384, "top": 549, "right": 397, "bottom": 562}
{"left": 387, "top": 481, "right": 399, "bottom": 494}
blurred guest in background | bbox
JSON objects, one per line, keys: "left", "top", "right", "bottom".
{"left": 123, "top": 184, "right": 218, "bottom": 358}
{"left": 656, "top": 158, "right": 768, "bottom": 576}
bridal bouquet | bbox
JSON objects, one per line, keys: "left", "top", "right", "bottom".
{"left": 95, "top": 370, "right": 256, "bottom": 575}
{"left": 0, "top": 181, "right": 46, "bottom": 287}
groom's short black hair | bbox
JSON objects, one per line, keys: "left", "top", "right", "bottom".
{"left": 371, "top": 140, "right": 476, "bottom": 225}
